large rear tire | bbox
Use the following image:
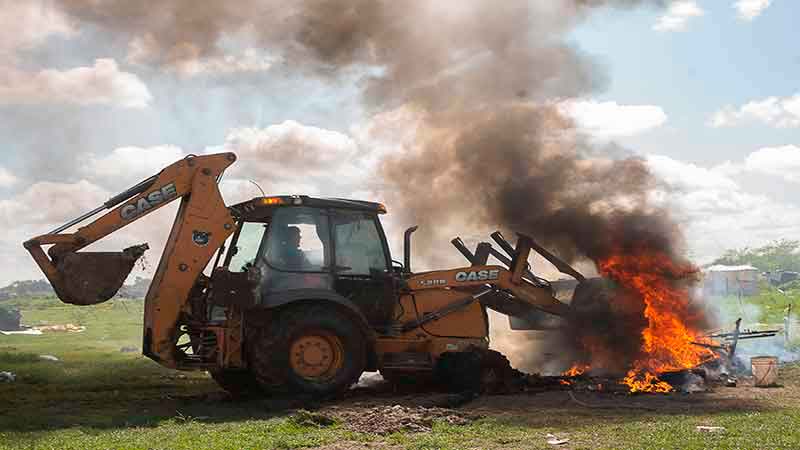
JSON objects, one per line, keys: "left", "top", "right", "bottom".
{"left": 248, "top": 304, "right": 366, "bottom": 396}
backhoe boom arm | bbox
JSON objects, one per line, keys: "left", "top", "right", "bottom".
{"left": 24, "top": 152, "right": 238, "bottom": 367}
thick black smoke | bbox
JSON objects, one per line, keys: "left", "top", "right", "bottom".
{"left": 52, "top": 1, "right": 680, "bottom": 258}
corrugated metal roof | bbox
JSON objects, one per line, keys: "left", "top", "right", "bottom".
{"left": 705, "top": 264, "right": 759, "bottom": 272}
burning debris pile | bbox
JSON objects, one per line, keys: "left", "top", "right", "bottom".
{"left": 598, "top": 250, "right": 716, "bottom": 393}
{"left": 554, "top": 249, "right": 720, "bottom": 393}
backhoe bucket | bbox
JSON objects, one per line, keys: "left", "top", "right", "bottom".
{"left": 53, "top": 244, "right": 148, "bottom": 306}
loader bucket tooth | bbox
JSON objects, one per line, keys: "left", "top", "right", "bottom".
{"left": 54, "top": 244, "right": 148, "bottom": 306}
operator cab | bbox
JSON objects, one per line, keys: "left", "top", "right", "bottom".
{"left": 210, "top": 196, "right": 397, "bottom": 329}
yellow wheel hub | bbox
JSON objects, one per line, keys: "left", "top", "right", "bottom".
{"left": 289, "top": 331, "right": 344, "bottom": 380}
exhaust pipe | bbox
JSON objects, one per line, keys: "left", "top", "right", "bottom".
{"left": 403, "top": 226, "right": 418, "bottom": 273}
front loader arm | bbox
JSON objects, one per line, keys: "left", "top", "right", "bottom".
{"left": 407, "top": 233, "right": 574, "bottom": 317}
{"left": 24, "top": 153, "right": 238, "bottom": 367}
{"left": 409, "top": 266, "right": 571, "bottom": 317}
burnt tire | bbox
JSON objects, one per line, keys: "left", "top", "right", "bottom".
{"left": 568, "top": 278, "right": 647, "bottom": 370}
{"left": 209, "top": 369, "right": 263, "bottom": 397}
{"left": 248, "top": 304, "right": 366, "bottom": 396}
{"left": 436, "top": 351, "right": 482, "bottom": 393}
{"left": 436, "top": 348, "right": 524, "bottom": 394}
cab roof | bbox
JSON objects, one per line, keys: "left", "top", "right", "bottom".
{"left": 230, "top": 195, "right": 387, "bottom": 215}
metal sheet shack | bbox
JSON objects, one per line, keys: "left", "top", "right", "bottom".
{"left": 703, "top": 264, "right": 760, "bottom": 297}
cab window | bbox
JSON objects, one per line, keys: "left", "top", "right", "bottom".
{"left": 264, "top": 207, "right": 330, "bottom": 272}
{"left": 227, "top": 222, "right": 267, "bottom": 272}
{"left": 334, "top": 211, "right": 388, "bottom": 276}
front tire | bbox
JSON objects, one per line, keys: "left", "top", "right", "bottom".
{"left": 248, "top": 304, "right": 366, "bottom": 396}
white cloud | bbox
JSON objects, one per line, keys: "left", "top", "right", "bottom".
{"left": 734, "top": 0, "right": 772, "bottom": 21}
{"left": 740, "top": 145, "right": 800, "bottom": 182}
{"left": 0, "top": 1, "right": 74, "bottom": 58}
{"left": 0, "top": 167, "right": 17, "bottom": 188}
{"left": 0, "top": 59, "right": 152, "bottom": 108}
{"left": 218, "top": 120, "right": 359, "bottom": 179}
{"left": 0, "top": 180, "right": 108, "bottom": 228}
{"left": 645, "top": 154, "right": 800, "bottom": 262}
{"left": 710, "top": 93, "right": 800, "bottom": 128}
{"left": 653, "top": 1, "right": 704, "bottom": 32}
{"left": 646, "top": 155, "right": 737, "bottom": 191}
{"left": 208, "top": 120, "right": 375, "bottom": 203}
{"left": 559, "top": 100, "right": 667, "bottom": 138}
{"left": 85, "top": 145, "right": 187, "bottom": 187}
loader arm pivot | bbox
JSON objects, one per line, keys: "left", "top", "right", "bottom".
{"left": 24, "top": 153, "right": 237, "bottom": 367}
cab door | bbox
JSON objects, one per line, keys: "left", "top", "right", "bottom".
{"left": 331, "top": 210, "right": 396, "bottom": 329}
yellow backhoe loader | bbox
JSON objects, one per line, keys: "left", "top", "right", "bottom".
{"left": 24, "top": 152, "right": 596, "bottom": 395}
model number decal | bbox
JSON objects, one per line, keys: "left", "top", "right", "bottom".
{"left": 418, "top": 279, "right": 447, "bottom": 287}
{"left": 455, "top": 269, "right": 500, "bottom": 282}
{"left": 120, "top": 183, "right": 178, "bottom": 220}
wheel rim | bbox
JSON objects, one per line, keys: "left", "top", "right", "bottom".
{"left": 289, "top": 330, "right": 344, "bottom": 381}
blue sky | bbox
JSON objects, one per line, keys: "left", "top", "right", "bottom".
{"left": 0, "top": 1, "right": 797, "bottom": 284}
{"left": 574, "top": 0, "right": 800, "bottom": 164}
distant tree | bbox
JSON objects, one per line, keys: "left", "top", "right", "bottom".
{"left": 0, "top": 279, "right": 54, "bottom": 300}
{"left": 116, "top": 277, "right": 152, "bottom": 299}
{"left": 711, "top": 239, "right": 800, "bottom": 272}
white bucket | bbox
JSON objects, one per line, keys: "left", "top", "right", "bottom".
{"left": 751, "top": 356, "right": 779, "bottom": 387}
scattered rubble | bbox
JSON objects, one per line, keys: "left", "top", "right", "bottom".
{"left": 332, "top": 405, "right": 479, "bottom": 434}
{"left": 2, "top": 323, "right": 88, "bottom": 335}
{"left": 0, "top": 328, "right": 42, "bottom": 336}
{"left": 546, "top": 433, "right": 570, "bottom": 445}
{"left": 0, "top": 371, "right": 15, "bottom": 382}
{"left": 696, "top": 426, "right": 726, "bottom": 433}
{"left": 36, "top": 324, "right": 85, "bottom": 333}
{"left": 120, "top": 346, "right": 138, "bottom": 353}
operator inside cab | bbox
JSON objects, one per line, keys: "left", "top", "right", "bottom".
{"left": 273, "top": 225, "right": 312, "bottom": 270}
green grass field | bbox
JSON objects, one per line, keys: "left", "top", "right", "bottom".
{"left": 2, "top": 297, "right": 800, "bottom": 449}
{"left": 709, "top": 281, "right": 800, "bottom": 326}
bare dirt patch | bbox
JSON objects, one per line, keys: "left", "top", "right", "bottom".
{"left": 311, "top": 370, "right": 800, "bottom": 436}
{"left": 330, "top": 404, "right": 480, "bottom": 434}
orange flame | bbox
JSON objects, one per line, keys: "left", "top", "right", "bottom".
{"left": 562, "top": 363, "right": 591, "bottom": 377}
{"left": 599, "top": 249, "right": 716, "bottom": 393}
{"left": 623, "top": 369, "right": 673, "bottom": 393}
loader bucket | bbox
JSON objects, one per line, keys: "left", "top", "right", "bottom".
{"left": 53, "top": 244, "right": 148, "bottom": 305}
{"left": 567, "top": 277, "right": 620, "bottom": 324}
